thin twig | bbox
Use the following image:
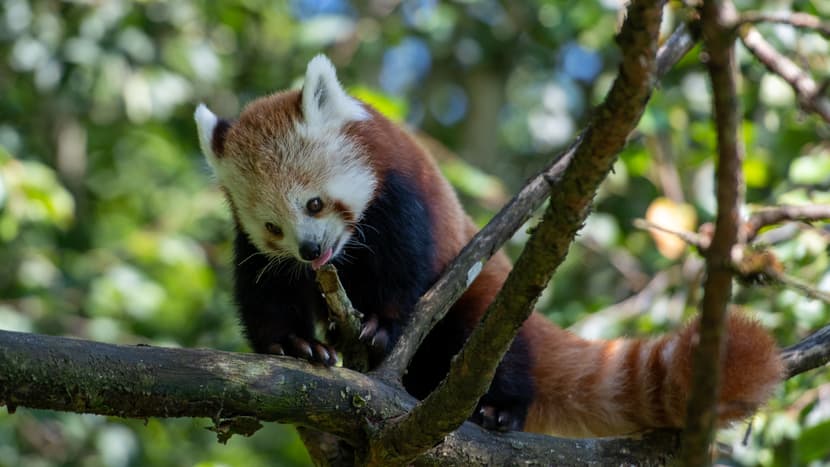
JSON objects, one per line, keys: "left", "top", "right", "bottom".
{"left": 765, "top": 269, "right": 830, "bottom": 304}
{"left": 740, "top": 26, "right": 830, "bottom": 123}
{"left": 646, "top": 134, "right": 686, "bottom": 203}
{"left": 636, "top": 218, "right": 830, "bottom": 305}
{"left": 744, "top": 204, "right": 830, "bottom": 241}
{"left": 634, "top": 218, "right": 709, "bottom": 249}
{"left": 740, "top": 11, "right": 830, "bottom": 37}
{"left": 680, "top": 0, "right": 744, "bottom": 464}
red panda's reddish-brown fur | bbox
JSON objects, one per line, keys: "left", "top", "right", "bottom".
{"left": 344, "top": 106, "right": 524, "bottom": 330}
{"left": 346, "top": 101, "right": 783, "bottom": 437}
{"left": 197, "top": 55, "right": 783, "bottom": 438}
{"left": 344, "top": 106, "right": 472, "bottom": 271}
{"left": 522, "top": 313, "right": 782, "bottom": 437}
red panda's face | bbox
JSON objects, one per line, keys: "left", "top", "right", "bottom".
{"left": 216, "top": 131, "right": 375, "bottom": 269}
{"left": 195, "top": 55, "right": 376, "bottom": 269}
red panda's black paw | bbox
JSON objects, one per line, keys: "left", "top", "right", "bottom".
{"left": 473, "top": 405, "right": 522, "bottom": 432}
{"left": 359, "top": 316, "right": 390, "bottom": 353}
{"left": 274, "top": 334, "right": 338, "bottom": 367}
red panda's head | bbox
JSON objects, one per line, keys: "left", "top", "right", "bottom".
{"left": 195, "top": 55, "right": 377, "bottom": 269}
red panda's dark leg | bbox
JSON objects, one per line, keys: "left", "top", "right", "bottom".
{"left": 232, "top": 228, "right": 337, "bottom": 366}
{"left": 405, "top": 313, "right": 535, "bottom": 431}
{"left": 334, "top": 170, "right": 437, "bottom": 367}
{"left": 471, "top": 332, "right": 535, "bottom": 431}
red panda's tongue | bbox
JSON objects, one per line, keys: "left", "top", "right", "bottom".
{"left": 311, "top": 248, "right": 333, "bottom": 270}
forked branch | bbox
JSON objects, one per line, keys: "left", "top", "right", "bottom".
{"left": 368, "top": 0, "right": 666, "bottom": 463}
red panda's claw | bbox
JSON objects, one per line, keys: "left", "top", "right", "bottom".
{"left": 359, "top": 316, "right": 379, "bottom": 341}
{"left": 314, "top": 343, "right": 333, "bottom": 366}
{"left": 289, "top": 334, "right": 314, "bottom": 359}
{"left": 284, "top": 335, "right": 338, "bottom": 367}
{"left": 479, "top": 406, "right": 494, "bottom": 419}
{"left": 358, "top": 315, "right": 391, "bottom": 354}
{"left": 369, "top": 328, "right": 389, "bottom": 353}
{"left": 474, "top": 404, "right": 520, "bottom": 432}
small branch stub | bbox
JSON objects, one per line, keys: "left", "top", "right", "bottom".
{"left": 315, "top": 265, "right": 369, "bottom": 372}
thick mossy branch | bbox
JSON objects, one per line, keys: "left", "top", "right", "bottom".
{"left": 0, "top": 331, "right": 402, "bottom": 444}
{"left": 368, "top": 0, "right": 665, "bottom": 463}
{"left": 0, "top": 330, "right": 685, "bottom": 466}
{"left": 2, "top": 326, "right": 829, "bottom": 465}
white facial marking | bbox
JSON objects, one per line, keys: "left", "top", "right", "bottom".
{"left": 326, "top": 165, "right": 376, "bottom": 219}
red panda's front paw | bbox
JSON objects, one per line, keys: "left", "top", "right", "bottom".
{"left": 473, "top": 404, "right": 523, "bottom": 432}
{"left": 268, "top": 334, "right": 338, "bottom": 367}
{"left": 358, "top": 315, "right": 390, "bottom": 353}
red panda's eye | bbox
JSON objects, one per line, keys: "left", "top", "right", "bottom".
{"left": 265, "top": 222, "right": 283, "bottom": 236}
{"left": 306, "top": 197, "right": 324, "bottom": 214}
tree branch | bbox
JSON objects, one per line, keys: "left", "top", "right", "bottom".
{"left": 316, "top": 265, "right": 369, "bottom": 372}
{"left": 782, "top": 324, "right": 830, "bottom": 379}
{"left": 368, "top": 0, "right": 665, "bottom": 463}
{"left": 0, "top": 331, "right": 401, "bottom": 446}
{"left": 739, "top": 25, "right": 830, "bottom": 123}
{"left": 744, "top": 204, "right": 830, "bottom": 241}
{"left": 635, "top": 218, "right": 830, "bottom": 308}
{"left": 740, "top": 11, "right": 830, "bottom": 37}
{"left": 680, "top": 0, "right": 743, "bottom": 464}
{"left": 634, "top": 218, "right": 710, "bottom": 249}
{"left": 375, "top": 10, "right": 699, "bottom": 384}
{"left": 765, "top": 269, "right": 830, "bottom": 305}
{"left": 0, "top": 330, "right": 685, "bottom": 466}
{"left": 1, "top": 320, "right": 829, "bottom": 465}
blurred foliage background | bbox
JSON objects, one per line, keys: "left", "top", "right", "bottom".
{"left": 0, "top": 0, "right": 828, "bottom": 466}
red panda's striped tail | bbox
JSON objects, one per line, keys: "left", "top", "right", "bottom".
{"left": 522, "top": 312, "right": 782, "bottom": 438}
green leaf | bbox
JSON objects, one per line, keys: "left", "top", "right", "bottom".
{"left": 796, "top": 419, "right": 830, "bottom": 463}
{"left": 789, "top": 149, "right": 830, "bottom": 185}
{"left": 350, "top": 86, "right": 408, "bottom": 122}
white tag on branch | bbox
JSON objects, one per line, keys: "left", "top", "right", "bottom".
{"left": 466, "top": 260, "right": 484, "bottom": 287}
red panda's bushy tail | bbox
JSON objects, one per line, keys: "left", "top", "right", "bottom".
{"left": 522, "top": 312, "right": 782, "bottom": 438}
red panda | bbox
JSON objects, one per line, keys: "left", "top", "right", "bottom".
{"left": 195, "top": 55, "right": 783, "bottom": 437}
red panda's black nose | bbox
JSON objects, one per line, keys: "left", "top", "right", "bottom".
{"left": 299, "top": 242, "right": 322, "bottom": 261}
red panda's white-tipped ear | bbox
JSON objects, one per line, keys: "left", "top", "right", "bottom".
{"left": 302, "top": 55, "right": 368, "bottom": 131}
{"left": 195, "top": 103, "right": 228, "bottom": 168}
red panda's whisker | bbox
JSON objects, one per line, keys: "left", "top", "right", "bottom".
{"left": 238, "top": 251, "right": 264, "bottom": 267}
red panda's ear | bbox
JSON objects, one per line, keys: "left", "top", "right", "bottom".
{"left": 194, "top": 104, "right": 231, "bottom": 169}
{"left": 301, "top": 55, "right": 368, "bottom": 131}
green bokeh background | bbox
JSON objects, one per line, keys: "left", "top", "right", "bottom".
{"left": 1, "top": 1, "right": 828, "bottom": 466}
